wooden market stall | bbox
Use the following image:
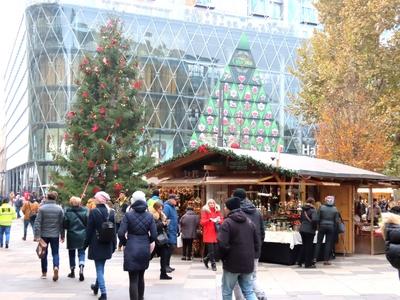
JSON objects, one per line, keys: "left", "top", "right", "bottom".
{"left": 144, "top": 145, "right": 400, "bottom": 264}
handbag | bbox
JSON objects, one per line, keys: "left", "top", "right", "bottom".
{"left": 36, "top": 238, "right": 48, "bottom": 259}
{"left": 155, "top": 231, "right": 169, "bottom": 246}
{"left": 338, "top": 213, "right": 345, "bottom": 234}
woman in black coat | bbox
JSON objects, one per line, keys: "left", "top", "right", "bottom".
{"left": 298, "top": 197, "right": 317, "bottom": 268}
{"left": 118, "top": 191, "right": 157, "bottom": 300}
{"left": 381, "top": 206, "right": 400, "bottom": 279}
{"left": 63, "top": 196, "right": 88, "bottom": 280}
{"left": 85, "top": 191, "right": 116, "bottom": 300}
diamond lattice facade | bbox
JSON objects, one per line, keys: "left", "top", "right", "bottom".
{"left": 3, "top": 0, "right": 318, "bottom": 195}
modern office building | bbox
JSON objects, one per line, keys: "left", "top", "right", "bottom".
{"left": 3, "top": 0, "right": 318, "bottom": 195}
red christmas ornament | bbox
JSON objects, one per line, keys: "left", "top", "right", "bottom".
{"left": 88, "top": 160, "right": 95, "bottom": 169}
{"left": 92, "top": 186, "right": 101, "bottom": 195}
{"left": 99, "top": 106, "right": 107, "bottom": 116}
{"left": 96, "top": 46, "right": 104, "bottom": 53}
{"left": 91, "top": 123, "right": 99, "bottom": 132}
{"left": 132, "top": 81, "right": 142, "bottom": 89}
{"left": 82, "top": 91, "right": 89, "bottom": 98}
{"left": 197, "top": 144, "right": 209, "bottom": 153}
{"left": 66, "top": 111, "right": 76, "bottom": 119}
{"left": 99, "top": 82, "right": 107, "bottom": 89}
{"left": 111, "top": 39, "right": 117, "bottom": 45}
{"left": 82, "top": 57, "right": 89, "bottom": 65}
{"left": 230, "top": 142, "right": 240, "bottom": 149}
{"left": 113, "top": 182, "right": 123, "bottom": 192}
{"left": 103, "top": 57, "right": 110, "bottom": 66}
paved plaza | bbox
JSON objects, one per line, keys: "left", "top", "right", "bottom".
{"left": 1, "top": 220, "right": 400, "bottom": 299}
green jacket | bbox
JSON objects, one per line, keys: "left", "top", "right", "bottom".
{"left": 0, "top": 203, "right": 16, "bottom": 226}
{"left": 63, "top": 206, "right": 88, "bottom": 250}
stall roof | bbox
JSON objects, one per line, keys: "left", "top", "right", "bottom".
{"left": 144, "top": 146, "right": 400, "bottom": 184}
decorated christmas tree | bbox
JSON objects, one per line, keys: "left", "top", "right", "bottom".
{"left": 189, "top": 34, "right": 284, "bottom": 152}
{"left": 53, "top": 18, "right": 153, "bottom": 202}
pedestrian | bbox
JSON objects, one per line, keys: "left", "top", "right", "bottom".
{"left": 163, "top": 194, "right": 179, "bottom": 273}
{"left": 381, "top": 205, "right": 400, "bottom": 279}
{"left": 367, "top": 199, "right": 382, "bottom": 226}
{"left": 14, "top": 193, "right": 23, "bottom": 218}
{"left": 314, "top": 195, "right": 339, "bottom": 265}
{"left": 33, "top": 191, "right": 64, "bottom": 281}
{"left": 218, "top": 197, "right": 258, "bottom": 300}
{"left": 118, "top": 191, "right": 157, "bottom": 300}
{"left": 151, "top": 201, "right": 171, "bottom": 280}
{"left": 147, "top": 189, "right": 161, "bottom": 214}
{"left": 232, "top": 188, "right": 266, "bottom": 299}
{"left": 63, "top": 196, "right": 88, "bottom": 281}
{"left": 298, "top": 197, "right": 317, "bottom": 268}
{"left": 113, "top": 191, "right": 129, "bottom": 251}
{"left": 200, "top": 198, "right": 223, "bottom": 271}
{"left": 179, "top": 206, "right": 200, "bottom": 261}
{"left": 85, "top": 191, "right": 116, "bottom": 300}
{"left": 21, "top": 195, "right": 39, "bottom": 241}
{"left": 0, "top": 198, "right": 16, "bottom": 248}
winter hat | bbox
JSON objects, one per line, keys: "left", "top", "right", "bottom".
{"left": 232, "top": 188, "right": 246, "bottom": 200}
{"left": 225, "top": 197, "right": 241, "bottom": 211}
{"left": 325, "top": 195, "right": 335, "bottom": 205}
{"left": 131, "top": 191, "right": 146, "bottom": 204}
{"left": 94, "top": 191, "right": 110, "bottom": 204}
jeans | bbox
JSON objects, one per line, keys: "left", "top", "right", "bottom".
{"left": 182, "top": 238, "right": 193, "bottom": 258}
{"left": 41, "top": 237, "right": 60, "bottom": 273}
{"left": 299, "top": 232, "right": 315, "bottom": 267}
{"left": 23, "top": 219, "right": 34, "bottom": 239}
{"left": 222, "top": 270, "right": 257, "bottom": 300}
{"left": 0, "top": 226, "right": 11, "bottom": 246}
{"left": 95, "top": 259, "right": 107, "bottom": 295}
{"left": 314, "top": 225, "right": 334, "bottom": 261}
{"left": 68, "top": 249, "right": 85, "bottom": 268}
{"left": 233, "top": 258, "right": 266, "bottom": 299}
{"left": 166, "top": 244, "right": 176, "bottom": 267}
{"left": 204, "top": 243, "right": 217, "bottom": 263}
{"left": 16, "top": 207, "right": 21, "bottom": 218}
{"left": 129, "top": 270, "right": 145, "bottom": 300}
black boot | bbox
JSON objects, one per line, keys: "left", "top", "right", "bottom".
{"left": 160, "top": 272, "right": 172, "bottom": 280}
{"left": 203, "top": 256, "right": 209, "bottom": 269}
{"left": 211, "top": 263, "right": 217, "bottom": 271}
{"left": 79, "top": 265, "right": 84, "bottom": 281}
{"left": 98, "top": 294, "right": 107, "bottom": 300}
{"left": 67, "top": 267, "right": 75, "bottom": 278}
{"left": 91, "top": 283, "right": 99, "bottom": 295}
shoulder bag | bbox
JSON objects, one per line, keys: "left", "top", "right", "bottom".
{"left": 36, "top": 238, "right": 48, "bottom": 259}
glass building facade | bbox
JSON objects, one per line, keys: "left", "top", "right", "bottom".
{"left": 3, "top": 0, "right": 318, "bottom": 195}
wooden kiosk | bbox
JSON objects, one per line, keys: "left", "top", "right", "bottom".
{"left": 144, "top": 145, "right": 400, "bottom": 262}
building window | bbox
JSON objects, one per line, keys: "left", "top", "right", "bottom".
{"left": 248, "top": 0, "right": 283, "bottom": 20}
{"left": 301, "top": 0, "right": 318, "bottom": 25}
{"left": 194, "top": 0, "right": 215, "bottom": 9}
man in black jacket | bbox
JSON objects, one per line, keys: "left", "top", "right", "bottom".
{"left": 232, "top": 188, "right": 266, "bottom": 300}
{"left": 218, "top": 197, "right": 258, "bottom": 300}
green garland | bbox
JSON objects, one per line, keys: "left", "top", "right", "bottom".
{"left": 142, "top": 145, "right": 297, "bottom": 178}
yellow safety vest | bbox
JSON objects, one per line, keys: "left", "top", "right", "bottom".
{"left": 0, "top": 203, "right": 16, "bottom": 226}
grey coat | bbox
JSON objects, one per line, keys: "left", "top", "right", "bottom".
{"left": 34, "top": 200, "right": 64, "bottom": 239}
{"left": 179, "top": 210, "right": 200, "bottom": 239}
{"left": 299, "top": 204, "right": 317, "bottom": 234}
{"left": 318, "top": 204, "right": 339, "bottom": 227}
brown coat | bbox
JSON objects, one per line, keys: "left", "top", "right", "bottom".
{"left": 21, "top": 201, "right": 39, "bottom": 220}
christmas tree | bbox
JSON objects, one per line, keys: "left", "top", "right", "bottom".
{"left": 53, "top": 18, "right": 153, "bottom": 202}
{"left": 189, "top": 34, "right": 284, "bottom": 152}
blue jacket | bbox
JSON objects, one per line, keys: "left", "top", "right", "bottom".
{"left": 118, "top": 200, "right": 157, "bottom": 271}
{"left": 163, "top": 201, "right": 178, "bottom": 245}
{"left": 85, "top": 204, "right": 116, "bottom": 261}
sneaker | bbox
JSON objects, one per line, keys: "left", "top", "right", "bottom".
{"left": 53, "top": 267, "right": 59, "bottom": 281}
{"left": 41, "top": 273, "right": 47, "bottom": 279}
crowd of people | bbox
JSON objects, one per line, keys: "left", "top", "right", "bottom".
{"left": 3, "top": 186, "right": 400, "bottom": 299}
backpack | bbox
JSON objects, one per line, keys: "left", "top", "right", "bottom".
{"left": 95, "top": 209, "right": 115, "bottom": 243}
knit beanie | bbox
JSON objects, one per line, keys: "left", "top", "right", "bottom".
{"left": 131, "top": 191, "right": 146, "bottom": 204}
{"left": 94, "top": 191, "right": 110, "bottom": 204}
{"left": 225, "top": 197, "right": 241, "bottom": 211}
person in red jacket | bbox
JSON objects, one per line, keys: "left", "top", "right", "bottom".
{"left": 200, "top": 199, "right": 223, "bottom": 271}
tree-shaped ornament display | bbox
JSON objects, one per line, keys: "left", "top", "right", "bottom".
{"left": 189, "top": 33, "right": 284, "bottom": 152}
{"left": 53, "top": 18, "right": 153, "bottom": 202}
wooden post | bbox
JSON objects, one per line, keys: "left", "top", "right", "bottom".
{"left": 368, "top": 185, "right": 374, "bottom": 255}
